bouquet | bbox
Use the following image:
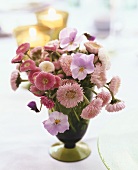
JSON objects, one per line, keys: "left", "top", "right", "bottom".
{"left": 10, "top": 27, "right": 125, "bottom": 136}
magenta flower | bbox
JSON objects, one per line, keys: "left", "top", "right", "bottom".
{"left": 10, "top": 70, "right": 21, "bottom": 91}
{"left": 109, "top": 76, "right": 121, "bottom": 95}
{"left": 28, "top": 68, "right": 41, "bottom": 84}
{"left": 59, "top": 27, "right": 83, "bottom": 51}
{"left": 35, "top": 72, "right": 55, "bottom": 91}
{"left": 16, "top": 43, "right": 30, "bottom": 55}
{"left": 43, "top": 111, "right": 69, "bottom": 136}
{"left": 30, "top": 85, "right": 45, "bottom": 97}
{"left": 57, "top": 83, "right": 83, "bottom": 108}
{"left": 20, "top": 60, "right": 36, "bottom": 72}
{"left": 11, "top": 53, "right": 24, "bottom": 63}
{"left": 105, "top": 101, "right": 125, "bottom": 112}
{"left": 81, "top": 98, "right": 103, "bottom": 119}
{"left": 70, "top": 53, "right": 94, "bottom": 80}
{"left": 52, "top": 76, "right": 61, "bottom": 89}
{"left": 41, "top": 96, "right": 54, "bottom": 109}
{"left": 27, "top": 101, "right": 39, "bottom": 112}
{"left": 84, "top": 33, "right": 96, "bottom": 41}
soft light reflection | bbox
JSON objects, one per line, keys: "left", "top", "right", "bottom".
{"left": 29, "top": 27, "right": 37, "bottom": 38}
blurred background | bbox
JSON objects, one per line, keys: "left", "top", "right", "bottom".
{"left": 0, "top": 0, "right": 138, "bottom": 45}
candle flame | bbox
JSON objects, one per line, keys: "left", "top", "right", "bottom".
{"left": 48, "top": 8, "right": 56, "bottom": 16}
{"left": 29, "top": 27, "right": 37, "bottom": 37}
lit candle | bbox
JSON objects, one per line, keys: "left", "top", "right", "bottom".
{"left": 14, "top": 26, "right": 51, "bottom": 48}
{"left": 39, "top": 8, "right": 63, "bottom": 28}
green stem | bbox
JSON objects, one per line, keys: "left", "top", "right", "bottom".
{"left": 73, "top": 108, "right": 80, "bottom": 122}
{"left": 104, "top": 85, "right": 115, "bottom": 100}
{"left": 21, "top": 79, "right": 28, "bottom": 82}
{"left": 83, "top": 94, "right": 90, "bottom": 105}
{"left": 26, "top": 53, "right": 31, "bottom": 59}
{"left": 68, "top": 116, "right": 76, "bottom": 132}
{"left": 85, "top": 87, "right": 97, "bottom": 95}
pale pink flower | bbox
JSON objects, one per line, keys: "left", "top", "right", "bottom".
{"left": 41, "top": 51, "right": 49, "bottom": 61}
{"left": 35, "top": 72, "right": 55, "bottom": 91}
{"left": 84, "top": 41, "right": 102, "bottom": 54}
{"left": 43, "top": 111, "right": 69, "bottom": 136}
{"left": 10, "top": 70, "right": 21, "bottom": 91}
{"left": 30, "top": 47, "right": 42, "bottom": 59}
{"left": 20, "top": 60, "right": 36, "bottom": 72}
{"left": 11, "top": 53, "right": 24, "bottom": 63}
{"left": 60, "top": 55, "right": 72, "bottom": 76}
{"left": 91, "top": 64, "right": 107, "bottom": 88}
{"left": 98, "top": 48, "right": 111, "bottom": 70}
{"left": 41, "top": 96, "right": 54, "bottom": 109}
{"left": 109, "top": 76, "right": 121, "bottom": 95}
{"left": 30, "top": 85, "right": 45, "bottom": 96}
{"left": 105, "top": 101, "right": 125, "bottom": 112}
{"left": 97, "top": 91, "right": 111, "bottom": 106}
{"left": 16, "top": 43, "right": 30, "bottom": 55}
{"left": 57, "top": 83, "right": 83, "bottom": 108}
{"left": 81, "top": 98, "right": 103, "bottom": 119}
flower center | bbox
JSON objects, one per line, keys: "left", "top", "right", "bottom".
{"left": 25, "top": 62, "right": 30, "bottom": 67}
{"left": 42, "top": 78, "right": 48, "bottom": 84}
{"left": 79, "top": 67, "right": 84, "bottom": 72}
{"left": 66, "top": 90, "right": 76, "bottom": 99}
{"left": 54, "top": 119, "right": 61, "bottom": 124}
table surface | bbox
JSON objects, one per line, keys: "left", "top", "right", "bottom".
{"left": 0, "top": 1, "right": 138, "bottom": 170}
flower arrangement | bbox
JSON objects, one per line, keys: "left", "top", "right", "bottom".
{"left": 10, "top": 27, "right": 125, "bottom": 136}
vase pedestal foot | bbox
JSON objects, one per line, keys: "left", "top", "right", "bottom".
{"left": 49, "top": 141, "right": 91, "bottom": 162}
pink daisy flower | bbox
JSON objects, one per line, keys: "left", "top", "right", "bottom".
{"left": 105, "top": 101, "right": 125, "bottom": 112}
{"left": 60, "top": 55, "right": 72, "bottom": 76}
{"left": 97, "top": 91, "right": 111, "bottom": 106}
{"left": 29, "top": 85, "right": 45, "bottom": 97}
{"left": 20, "top": 60, "right": 36, "bottom": 72}
{"left": 28, "top": 68, "right": 41, "bottom": 84}
{"left": 109, "top": 76, "right": 121, "bottom": 95}
{"left": 10, "top": 70, "right": 21, "bottom": 91}
{"left": 57, "top": 83, "right": 83, "bottom": 108}
{"left": 11, "top": 53, "right": 24, "bottom": 63}
{"left": 60, "top": 79, "right": 76, "bottom": 86}
{"left": 53, "top": 60, "right": 61, "bottom": 70}
{"left": 41, "top": 96, "right": 54, "bottom": 109}
{"left": 91, "top": 64, "right": 107, "bottom": 88}
{"left": 52, "top": 76, "right": 61, "bottom": 89}
{"left": 16, "top": 43, "right": 30, "bottom": 55}
{"left": 35, "top": 72, "right": 55, "bottom": 91}
{"left": 44, "top": 39, "right": 59, "bottom": 51}
{"left": 81, "top": 98, "right": 103, "bottom": 119}
{"left": 43, "top": 111, "right": 69, "bottom": 136}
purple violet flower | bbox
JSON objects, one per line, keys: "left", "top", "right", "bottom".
{"left": 59, "top": 27, "right": 83, "bottom": 51}
{"left": 43, "top": 111, "right": 69, "bottom": 136}
{"left": 27, "top": 101, "right": 40, "bottom": 112}
{"left": 70, "top": 53, "right": 95, "bottom": 80}
{"left": 84, "top": 33, "right": 96, "bottom": 41}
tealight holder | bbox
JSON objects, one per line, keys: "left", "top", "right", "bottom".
{"left": 36, "top": 7, "right": 69, "bottom": 39}
{"left": 13, "top": 24, "right": 53, "bottom": 48}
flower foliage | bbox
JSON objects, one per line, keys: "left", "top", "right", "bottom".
{"left": 10, "top": 27, "right": 125, "bottom": 135}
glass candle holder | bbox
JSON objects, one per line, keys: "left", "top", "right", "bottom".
{"left": 36, "top": 7, "right": 69, "bottom": 39}
{"left": 13, "top": 24, "right": 53, "bottom": 48}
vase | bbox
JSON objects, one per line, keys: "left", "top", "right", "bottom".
{"left": 49, "top": 89, "right": 93, "bottom": 162}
